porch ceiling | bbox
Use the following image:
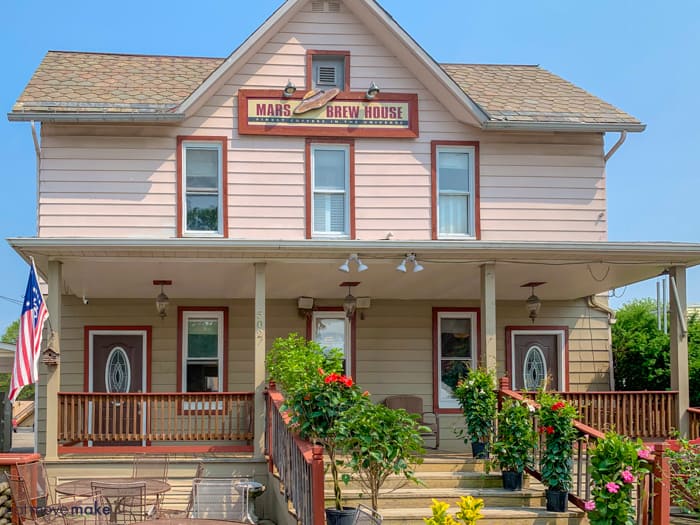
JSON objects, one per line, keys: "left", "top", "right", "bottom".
{"left": 9, "top": 238, "right": 700, "bottom": 302}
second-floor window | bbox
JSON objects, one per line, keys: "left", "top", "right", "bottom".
{"left": 435, "top": 144, "right": 477, "bottom": 238}
{"left": 180, "top": 138, "right": 225, "bottom": 236}
{"left": 311, "top": 143, "right": 350, "bottom": 237}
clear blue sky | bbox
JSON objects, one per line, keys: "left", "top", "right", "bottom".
{"left": 1, "top": 0, "right": 699, "bottom": 332}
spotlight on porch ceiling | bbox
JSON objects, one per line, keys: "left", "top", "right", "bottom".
{"left": 366, "top": 81, "right": 380, "bottom": 100}
{"left": 338, "top": 253, "right": 368, "bottom": 273}
{"left": 396, "top": 253, "right": 423, "bottom": 273}
{"left": 153, "top": 280, "right": 172, "bottom": 319}
{"left": 521, "top": 281, "right": 545, "bottom": 323}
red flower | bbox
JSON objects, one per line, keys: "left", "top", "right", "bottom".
{"left": 539, "top": 426, "right": 546, "bottom": 433}
{"left": 318, "top": 368, "right": 325, "bottom": 375}
{"left": 546, "top": 426, "right": 554, "bottom": 434}
{"left": 551, "top": 401, "right": 566, "bottom": 411}
{"left": 362, "top": 391, "right": 370, "bottom": 397}
{"left": 341, "top": 376, "right": 354, "bottom": 387}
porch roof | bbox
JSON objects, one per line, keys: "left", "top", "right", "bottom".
{"left": 8, "top": 237, "right": 700, "bottom": 302}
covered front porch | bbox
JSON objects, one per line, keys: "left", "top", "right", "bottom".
{"left": 9, "top": 238, "right": 700, "bottom": 458}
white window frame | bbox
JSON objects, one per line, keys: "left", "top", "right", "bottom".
{"left": 436, "top": 145, "right": 476, "bottom": 239}
{"left": 181, "top": 141, "right": 224, "bottom": 237}
{"left": 312, "top": 310, "right": 351, "bottom": 375}
{"left": 181, "top": 310, "right": 225, "bottom": 394}
{"left": 437, "top": 311, "right": 478, "bottom": 409}
{"left": 311, "top": 143, "right": 350, "bottom": 238}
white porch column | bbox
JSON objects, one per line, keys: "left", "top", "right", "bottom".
{"left": 44, "top": 260, "right": 62, "bottom": 460}
{"left": 668, "top": 266, "right": 689, "bottom": 436}
{"left": 253, "top": 263, "right": 266, "bottom": 457}
{"left": 480, "top": 263, "right": 497, "bottom": 371}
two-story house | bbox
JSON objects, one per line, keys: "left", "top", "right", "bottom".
{"left": 6, "top": 0, "right": 700, "bottom": 520}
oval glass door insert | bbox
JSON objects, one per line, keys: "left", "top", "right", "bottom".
{"left": 105, "top": 346, "right": 131, "bottom": 393}
{"left": 523, "top": 344, "right": 546, "bottom": 391}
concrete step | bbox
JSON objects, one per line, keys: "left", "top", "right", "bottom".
{"left": 379, "top": 506, "right": 585, "bottom": 525}
{"left": 328, "top": 471, "right": 513, "bottom": 490}
{"left": 328, "top": 487, "right": 546, "bottom": 509}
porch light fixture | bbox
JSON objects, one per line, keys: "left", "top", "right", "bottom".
{"left": 396, "top": 253, "right": 424, "bottom": 273}
{"left": 366, "top": 81, "right": 380, "bottom": 100}
{"left": 340, "top": 282, "right": 359, "bottom": 319}
{"left": 283, "top": 80, "right": 297, "bottom": 97}
{"left": 153, "top": 280, "right": 172, "bottom": 319}
{"left": 338, "top": 253, "right": 368, "bottom": 273}
{"left": 522, "top": 282, "right": 545, "bottom": 323}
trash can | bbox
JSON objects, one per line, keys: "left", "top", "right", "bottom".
{"left": 0, "top": 452, "right": 42, "bottom": 525}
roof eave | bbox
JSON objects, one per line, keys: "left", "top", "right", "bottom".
{"left": 483, "top": 120, "right": 646, "bottom": 133}
{"left": 7, "top": 111, "right": 185, "bottom": 123}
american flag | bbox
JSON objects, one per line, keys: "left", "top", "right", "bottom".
{"left": 9, "top": 263, "right": 49, "bottom": 402}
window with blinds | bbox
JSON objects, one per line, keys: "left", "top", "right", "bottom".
{"left": 437, "top": 146, "right": 475, "bottom": 237}
{"left": 311, "top": 144, "right": 349, "bottom": 236}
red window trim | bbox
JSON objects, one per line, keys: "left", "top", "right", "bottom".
{"left": 430, "top": 140, "right": 481, "bottom": 240}
{"left": 83, "top": 326, "right": 152, "bottom": 392}
{"left": 176, "top": 136, "right": 229, "bottom": 238}
{"left": 305, "top": 50, "right": 351, "bottom": 91}
{"left": 305, "top": 306, "right": 357, "bottom": 380}
{"left": 304, "top": 138, "right": 356, "bottom": 239}
{"left": 432, "top": 307, "right": 481, "bottom": 414}
{"left": 177, "top": 306, "right": 230, "bottom": 397}
{"left": 504, "top": 325, "right": 570, "bottom": 390}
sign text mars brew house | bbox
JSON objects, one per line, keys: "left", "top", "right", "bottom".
{"left": 237, "top": 90, "right": 419, "bottom": 138}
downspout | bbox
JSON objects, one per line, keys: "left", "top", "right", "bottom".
{"left": 604, "top": 131, "right": 627, "bottom": 163}
{"left": 31, "top": 121, "right": 41, "bottom": 235}
{"left": 587, "top": 295, "right": 617, "bottom": 390}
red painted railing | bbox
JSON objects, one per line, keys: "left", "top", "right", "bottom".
{"left": 265, "top": 383, "right": 324, "bottom": 525}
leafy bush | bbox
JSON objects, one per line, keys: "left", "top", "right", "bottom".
{"left": 453, "top": 369, "right": 497, "bottom": 444}
{"left": 536, "top": 391, "right": 579, "bottom": 491}
{"left": 492, "top": 398, "right": 536, "bottom": 473}
{"left": 265, "top": 333, "right": 343, "bottom": 395}
{"left": 585, "top": 432, "right": 651, "bottom": 525}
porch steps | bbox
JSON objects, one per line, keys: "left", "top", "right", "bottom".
{"left": 324, "top": 454, "right": 587, "bottom": 525}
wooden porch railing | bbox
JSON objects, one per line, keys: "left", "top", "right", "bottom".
{"left": 498, "top": 379, "right": 670, "bottom": 525}
{"left": 519, "top": 390, "right": 678, "bottom": 439}
{"left": 265, "top": 383, "right": 324, "bottom": 525}
{"left": 689, "top": 407, "right": 700, "bottom": 438}
{"left": 58, "top": 392, "right": 254, "bottom": 443}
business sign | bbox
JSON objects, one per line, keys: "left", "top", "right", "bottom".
{"left": 238, "top": 90, "right": 419, "bottom": 138}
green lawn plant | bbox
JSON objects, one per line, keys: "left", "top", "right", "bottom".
{"left": 492, "top": 398, "right": 536, "bottom": 474}
{"left": 335, "top": 399, "right": 427, "bottom": 511}
{"left": 453, "top": 368, "right": 497, "bottom": 446}
{"left": 585, "top": 431, "right": 652, "bottom": 525}
{"left": 536, "top": 391, "right": 579, "bottom": 492}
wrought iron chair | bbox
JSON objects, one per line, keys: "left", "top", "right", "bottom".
{"left": 382, "top": 395, "right": 440, "bottom": 449}
{"left": 353, "top": 504, "right": 383, "bottom": 524}
{"left": 4, "top": 471, "right": 66, "bottom": 525}
{"left": 90, "top": 481, "right": 147, "bottom": 524}
{"left": 151, "top": 463, "right": 205, "bottom": 519}
{"left": 191, "top": 477, "right": 251, "bottom": 522}
{"left": 131, "top": 454, "right": 169, "bottom": 514}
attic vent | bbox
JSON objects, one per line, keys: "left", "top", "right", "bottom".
{"left": 318, "top": 66, "right": 337, "bottom": 85}
{"left": 312, "top": 0, "right": 340, "bottom": 12}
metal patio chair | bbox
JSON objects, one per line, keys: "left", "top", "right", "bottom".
{"left": 131, "top": 454, "right": 170, "bottom": 514}
{"left": 152, "top": 463, "right": 205, "bottom": 519}
{"left": 4, "top": 471, "right": 66, "bottom": 525}
{"left": 90, "top": 481, "right": 147, "bottom": 525}
{"left": 383, "top": 394, "right": 440, "bottom": 449}
{"left": 353, "top": 504, "right": 383, "bottom": 524}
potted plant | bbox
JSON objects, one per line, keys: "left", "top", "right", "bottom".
{"left": 285, "top": 367, "right": 362, "bottom": 525}
{"left": 334, "top": 397, "right": 427, "bottom": 511}
{"left": 453, "top": 368, "right": 497, "bottom": 458}
{"left": 492, "top": 398, "right": 536, "bottom": 490}
{"left": 584, "top": 431, "right": 651, "bottom": 525}
{"left": 536, "top": 391, "right": 579, "bottom": 512}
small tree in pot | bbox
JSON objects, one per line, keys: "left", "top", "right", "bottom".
{"left": 492, "top": 398, "right": 536, "bottom": 490}
{"left": 453, "top": 368, "right": 497, "bottom": 458}
{"left": 334, "top": 398, "right": 427, "bottom": 510}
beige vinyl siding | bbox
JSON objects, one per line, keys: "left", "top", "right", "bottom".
{"left": 37, "top": 2, "right": 607, "bottom": 241}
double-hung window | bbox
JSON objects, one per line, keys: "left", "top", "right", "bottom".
{"left": 435, "top": 310, "right": 478, "bottom": 409}
{"left": 180, "top": 138, "right": 225, "bottom": 236}
{"left": 182, "top": 310, "right": 224, "bottom": 393}
{"left": 312, "top": 310, "right": 351, "bottom": 376}
{"left": 311, "top": 144, "right": 350, "bottom": 237}
{"left": 435, "top": 145, "right": 476, "bottom": 238}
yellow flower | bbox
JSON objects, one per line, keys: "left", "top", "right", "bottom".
{"left": 424, "top": 499, "right": 459, "bottom": 525}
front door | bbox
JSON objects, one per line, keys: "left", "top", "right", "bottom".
{"left": 511, "top": 332, "right": 562, "bottom": 391}
{"left": 89, "top": 330, "right": 148, "bottom": 445}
